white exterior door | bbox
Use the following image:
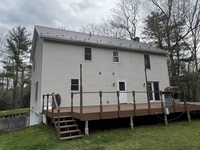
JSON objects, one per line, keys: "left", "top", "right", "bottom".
{"left": 117, "top": 81, "right": 127, "bottom": 103}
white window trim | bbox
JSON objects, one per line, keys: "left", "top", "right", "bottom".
{"left": 117, "top": 80, "right": 127, "bottom": 91}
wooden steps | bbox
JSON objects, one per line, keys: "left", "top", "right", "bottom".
{"left": 55, "top": 119, "right": 76, "bottom": 124}
{"left": 60, "top": 135, "right": 83, "bottom": 140}
{"left": 53, "top": 115, "right": 83, "bottom": 140}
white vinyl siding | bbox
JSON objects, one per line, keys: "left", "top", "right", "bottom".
{"left": 34, "top": 82, "right": 38, "bottom": 102}
{"left": 42, "top": 41, "right": 169, "bottom": 106}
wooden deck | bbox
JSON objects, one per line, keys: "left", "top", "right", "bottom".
{"left": 43, "top": 93, "right": 200, "bottom": 136}
{"left": 44, "top": 102, "right": 200, "bottom": 121}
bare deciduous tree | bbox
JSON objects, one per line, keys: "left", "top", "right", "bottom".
{"left": 110, "top": 0, "right": 141, "bottom": 40}
{"left": 143, "top": 0, "right": 200, "bottom": 100}
{"left": 0, "top": 27, "right": 8, "bottom": 62}
{"left": 80, "top": 21, "right": 127, "bottom": 39}
{"left": 80, "top": 0, "right": 142, "bottom": 40}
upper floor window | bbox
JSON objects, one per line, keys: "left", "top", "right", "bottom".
{"left": 85, "top": 47, "right": 92, "bottom": 60}
{"left": 71, "top": 79, "right": 79, "bottom": 91}
{"left": 113, "top": 50, "right": 119, "bottom": 63}
{"left": 144, "top": 54, "right": 151, "bottom": 69}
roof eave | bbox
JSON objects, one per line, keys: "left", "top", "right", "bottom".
{"left": 40, "top": 35, "right": 167, "bottom": 55}
{"left": 30, "top": 28, "right": 38, "bottom": 61}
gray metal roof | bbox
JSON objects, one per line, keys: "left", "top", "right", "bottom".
{"left": 34, "top": 25, "right": 167, "bottom": 55}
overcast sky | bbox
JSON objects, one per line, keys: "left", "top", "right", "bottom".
{"left": 0, "top": 0, "right": 116, "bottom": 34}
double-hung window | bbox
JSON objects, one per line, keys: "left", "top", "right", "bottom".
{"left": 71, "top": 79, "right": 79, "bottom": 91}
{"left": 113, "top": 50, "right": 119, "bottom": 63}
{"left": 144, "top": 54, "right": 151, "bottom": 69}
{"left": 85, "top": 47, "right": 92, "bottom": 61}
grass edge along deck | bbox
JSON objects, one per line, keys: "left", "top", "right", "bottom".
{"left": 42, "top": 92, "right": 200, "bottom": 139}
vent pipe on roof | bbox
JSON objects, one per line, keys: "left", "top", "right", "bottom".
{"left": 133, "top": 37, "right": 140, "bottom": 42}
{"left": 89, "top": 32, "right": 91, "bottom": 37}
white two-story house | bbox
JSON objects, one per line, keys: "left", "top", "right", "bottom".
{"left": 30, "top": 25, "right": 169, "bottom": 125}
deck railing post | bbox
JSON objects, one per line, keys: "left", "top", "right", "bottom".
{"left": 42, "top": 95, "right": 45, "bottom": 114}
{"left": 80, "top": 64, "right": 83, "bottom": 118}
{"left": 99, "top": 91, "right": 103, "bottom": 119}
{"left": 71, "top": 92, "right": 74, "bottom": 116}
{"left": 172, "top": 90, "right": 176, "bottom": 112}
{"left": 52, "top": 93, "right": 54, "bottom": 115}
{"left": 47, "top": 94, "right": 49, "bottom": 117}
{"left": 117, "top": 91, "right": 120, "bottom": 118}
{"left": 58, "top": 108, "right": 60, "bottom": 130}
{"left": 160, "top": 91, "right": 164, "bottom": 112}
{"left": 147, "top": 91, "right": 151, "bottom": 115}
{"left": 144, "top": 68, "right": 151, "bottom": 115}
{"left": 132, "top": 91, "right": 136, "bottom": 116}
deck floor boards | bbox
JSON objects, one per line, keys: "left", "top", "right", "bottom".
{"left": 44, "top": 102, "right": 200, "bottom": 121}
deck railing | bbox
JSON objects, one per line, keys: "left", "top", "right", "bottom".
{"left": 42, "top": 93, "right": 60, "bottom": 134}
{"left": 70, "top": 90, "right": 177, "bottom": 119}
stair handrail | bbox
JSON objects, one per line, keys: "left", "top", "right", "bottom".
{"left": 42, "top": 93, "right": 53, "bottom": 116}
{"left": 52, "top": 93, "right": 60, "bottom": 135}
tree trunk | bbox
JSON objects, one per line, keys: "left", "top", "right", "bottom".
{"left": 20, "top": 67, "right": 25, "bottom": 107}
{"left": 12, "top": 67, "right": 19, "bottom": 109}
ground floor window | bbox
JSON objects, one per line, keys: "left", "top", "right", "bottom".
{"left": 71, "top": 79, "right": 79, "bottom": 91}
{"left": 147, "top": 82, "right": 160, "bottom": 101}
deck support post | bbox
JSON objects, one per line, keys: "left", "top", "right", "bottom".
{"left": 187, "top": 111, "right": 191, "bottom": 123}
{"left": 130, "top": 116, "right": 134, "bottom": 130}
{"left": 164, "top": 107, "right": 168, "bottom": 125}
{"left": 164, "top": 114, "right": 168, "bottom": 125}
{"left": 85, "top": 121, "right": 89, "bottom": 135}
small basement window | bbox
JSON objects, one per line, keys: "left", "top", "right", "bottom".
{"left": 71, "top": 79, "right": 79, "bottom": 91}
{"left": 85, "top": 47, "right": 92, "bottom": 60}
{"left": 113, "top": 50, "right": 119, "bottom": 63}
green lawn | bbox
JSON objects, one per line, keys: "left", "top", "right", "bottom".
{"left": 0, "top": 108, "right": 29, "bottom": 117}
{"left": 1, "top": 120, "right": 200, "bottom": 150}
